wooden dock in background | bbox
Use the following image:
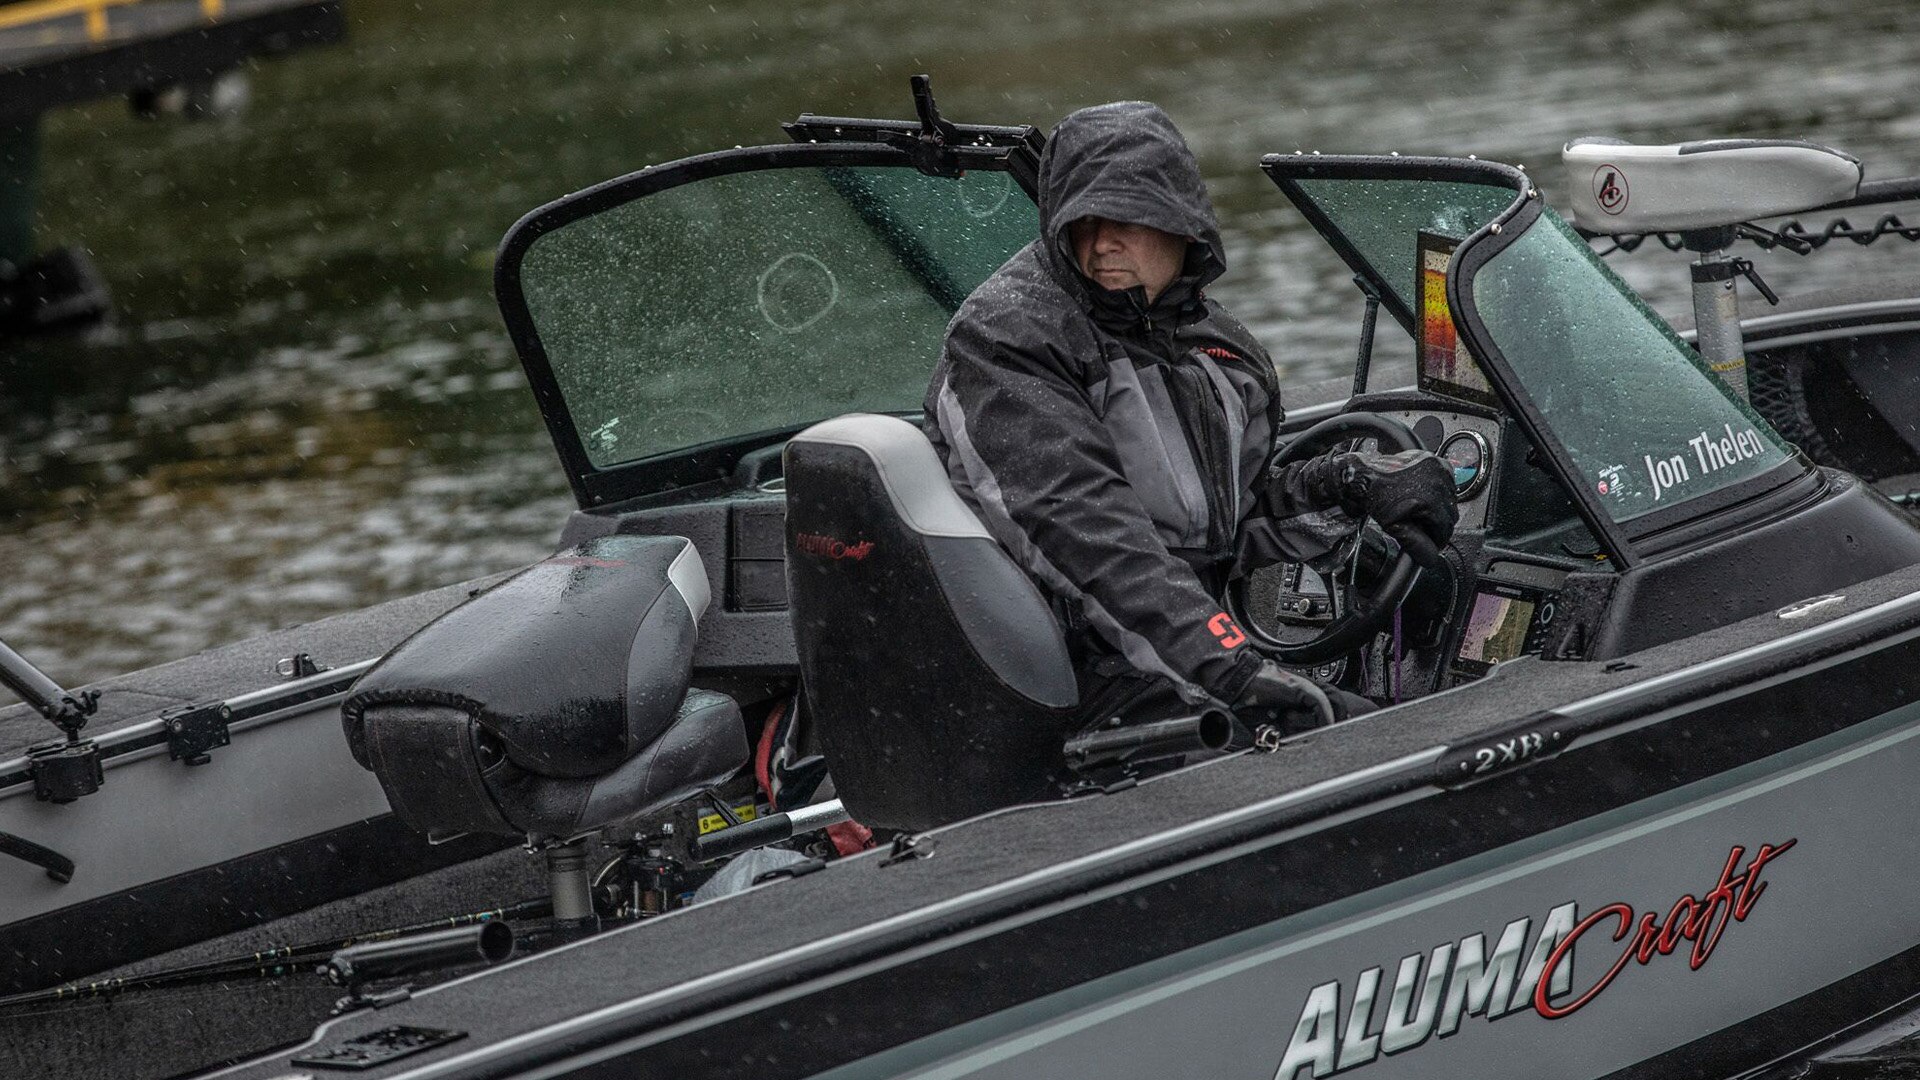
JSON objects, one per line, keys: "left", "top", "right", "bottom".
{"left": 0, "top": 0, "right": 344, "bottom": 334}
{"left": 0, "top": 0, "right": 342, "bottom": 123}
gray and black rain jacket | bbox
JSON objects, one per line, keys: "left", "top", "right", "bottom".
{"left": 925, "top": 101, "right": 1360, "bottom": 705}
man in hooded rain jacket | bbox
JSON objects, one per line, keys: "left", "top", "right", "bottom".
{"left": 924, "top": 101, "right": 1458, "bottom": 728}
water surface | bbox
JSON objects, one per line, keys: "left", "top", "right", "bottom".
{"left": 5, "top": 0, "right": 1919, "bottom": 684}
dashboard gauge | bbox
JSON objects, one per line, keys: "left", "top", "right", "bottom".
{"left": 1440, "top": 430, "right": 1491, "bottom": 500}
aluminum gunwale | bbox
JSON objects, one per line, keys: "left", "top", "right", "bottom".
{"left": 0, "top": 658, "right": 375, "bottom": 798}
{"left": 253, "top": 581, "right": 1920, "bottom": 1080}
{"left": 1738, "top": 297, "right": 1920, "bottom": 339}
{"left": 1746, "top": 319, "right": 1920, "bottom": 352}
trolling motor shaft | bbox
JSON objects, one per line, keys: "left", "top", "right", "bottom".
{"left": 1682, "top": 225, "right": 1777, "bottom": 403}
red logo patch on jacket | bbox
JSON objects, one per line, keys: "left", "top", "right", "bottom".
{"left": 1208, "top": 612, "right": 1247, "bottom": 649}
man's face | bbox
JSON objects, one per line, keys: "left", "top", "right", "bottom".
{"left": 1070, "top": 216, "right": 1188, "bottom": 303}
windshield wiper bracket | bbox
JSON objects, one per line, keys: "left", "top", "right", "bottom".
{"left": 878, "top": 74, "right": 968, "bottom": 178}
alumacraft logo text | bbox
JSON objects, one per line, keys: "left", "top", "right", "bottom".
{"left": 1275, "top": 840, "right": 1795, "bottom": 1080}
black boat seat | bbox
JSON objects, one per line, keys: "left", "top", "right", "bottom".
{"left": 341, "top": 535, "right": 748, "bottom": 840}
{"left": 784, "top": 413, "right": 1078, "bottom": 832}
{"left": 1563, "top": 136, "right": 1861, "bottom": 233}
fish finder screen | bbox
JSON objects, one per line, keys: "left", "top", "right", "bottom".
{"left": 1416, "top": 231, "right": 1499, "bottom": 408}
{"left": 1458, "top": 590, "right": 1536, "bottom": 668}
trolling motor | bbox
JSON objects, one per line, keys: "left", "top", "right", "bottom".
{"left": 1563, "top": 137, "right": 1865, "bottom": 400}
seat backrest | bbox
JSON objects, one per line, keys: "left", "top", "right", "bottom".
{"left": 784, "top": 414, "right": 1078, "bottom": 831}
{"left": 342, "top": 535, "right": 746, "bottom": 838}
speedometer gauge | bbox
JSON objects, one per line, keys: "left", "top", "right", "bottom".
{"left": 1440, "top": 430, "right": 1490, "bottom": 500}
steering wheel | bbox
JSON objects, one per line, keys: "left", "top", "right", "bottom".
{"left": 1228, "top": 412, "right": 1426, "bottom": 666}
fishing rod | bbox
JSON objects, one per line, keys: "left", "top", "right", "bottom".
{"left": 0, "top": 898, "right": 548, "bottom": 1010}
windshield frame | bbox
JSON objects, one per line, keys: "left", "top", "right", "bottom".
{"left": 495, "top": 138, "right": 1039, "bottom": 508}
{"left": 1449, "top": 198, "right": 1815, "bottom": 552}
{"left": 1265, "top": 154, "right": 1817, "bottom": 568}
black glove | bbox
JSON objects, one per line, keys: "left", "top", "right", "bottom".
{"left": 1316, "top": 450, "right": 1459, "bottom": 571}
{"left": 1231, "top": 660, "right": 1373, "bottom": 733}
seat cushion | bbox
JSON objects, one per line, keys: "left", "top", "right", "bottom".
{"left": 341, "top": 535, "right": 749, "bottom": 839}
{"left": 357, "top": 690, "right": 745, "bottom": 837}
{"left": 343, "top": 535, "right": 708, "bottom": 780}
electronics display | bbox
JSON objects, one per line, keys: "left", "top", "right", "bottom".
{"left": 1453, "top": 580, "right": 1558, "bottom": 678}
{"left": 1415, "top": 230, "right": 1500, "bottom": 409}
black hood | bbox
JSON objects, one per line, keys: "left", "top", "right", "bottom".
{"left": 1037, "top": 101, "right": 1226, "bottom": 312}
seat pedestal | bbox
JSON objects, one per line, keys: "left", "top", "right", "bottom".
{"left": 544, "top": 839, "right": 599, "bottom": 938}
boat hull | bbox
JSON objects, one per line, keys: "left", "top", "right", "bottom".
{"left": 200, "top": 575, "right": 1920, "bottom": 1080}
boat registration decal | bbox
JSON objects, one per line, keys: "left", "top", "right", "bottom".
{"left": 1276, "top": 839, "right": 1796, "bottom": 1079}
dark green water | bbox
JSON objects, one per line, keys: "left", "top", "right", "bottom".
{"left": 4, "top": 0, "right": 1920, "bottom": 685}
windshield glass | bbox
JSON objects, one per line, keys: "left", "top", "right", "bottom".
{"left": 1292, "top": 177, "right": 1515, "bottom": 317}
{"left": 517, "top": 164, "right": 1036, "bottom": 468}
{"left": 1469, "top": 211, "right": 1793, "bottom": 523}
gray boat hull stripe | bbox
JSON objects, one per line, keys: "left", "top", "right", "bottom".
{"left": 836, "top": 704, "right": 1920, "bottom": 1080}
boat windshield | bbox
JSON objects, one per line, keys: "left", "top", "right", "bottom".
{"left": 1277, "top": 162, "right": 1797, "bottom": 528}
{"left": 515, "top": 163, "right": 1036, "bottom": 469}
{"left": 1469, "top": 211, "right": 1793, "bottom": 523}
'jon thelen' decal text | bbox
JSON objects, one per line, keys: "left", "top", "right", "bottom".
{"left": 1645, "top": 424, "right": 1765, "bottom": 502}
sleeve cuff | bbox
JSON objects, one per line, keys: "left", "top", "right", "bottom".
{"left": 1207, "top": 648, "right": 1264, "bottom": 705}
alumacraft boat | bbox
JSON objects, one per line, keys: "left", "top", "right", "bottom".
{"left": 9, "top": 83, "right": 1920, "bottom": 1080}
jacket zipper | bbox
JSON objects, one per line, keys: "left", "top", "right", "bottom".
{"left": 1162, "top": 353, "right": 1235, "bottom": 560}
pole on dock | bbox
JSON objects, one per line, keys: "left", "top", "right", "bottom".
{"left": 0, "top": 118, "right": 38, "bottom": 267}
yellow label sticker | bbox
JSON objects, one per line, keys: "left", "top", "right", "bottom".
{"left": 696, "top": 804, "right": 760, "bottom": 835}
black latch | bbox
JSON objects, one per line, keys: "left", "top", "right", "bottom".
{"left": 277, "top": 653, "right": 328, "bottom": 679}
{"left": 164, "top": 703, "right": 232, "bottom": 766}
{"left": 879, "top": 833, "right": 936, "bottom": 867}
{"left": 27, "top": 739, "right": 102, "bottom": 803}
{"left": 877, "top": 74, "right": 967, "bottom": 178}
